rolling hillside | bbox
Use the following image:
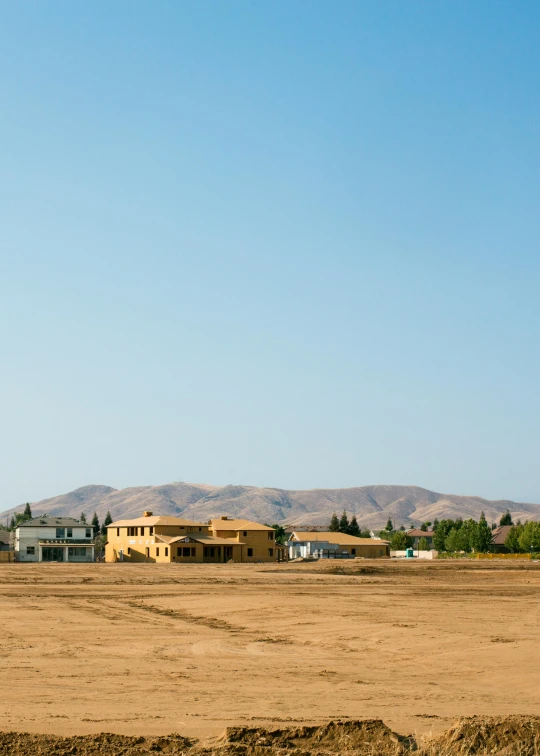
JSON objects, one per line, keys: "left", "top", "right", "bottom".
{"left": 2, "top": 482, "right": 540, "bottom": 530}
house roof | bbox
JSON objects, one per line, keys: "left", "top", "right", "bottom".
{"left": 491, "top": 525, "right": 513, "bottom": 545}
{"left": 407, "top": 529, "right": 435, "bottom": 538}
{"left": 17, "top": 517, "right": 87, "bottom": 528}
{"left": 210, "top": 517, "right": 273, "bottom": 532}
{"left": 0, "top": 529, "right": 12, "bottom": 544}
{"left": 157, "top": 534, "right": 244, "bottom": 546}
{"left": 289, "top": 531, "right": 390, "bottom": 546}
{"left": 110, "top": 515, "right": 207, "bottom": 528}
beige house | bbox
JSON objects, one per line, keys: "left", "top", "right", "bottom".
{"left": 288, "top": 531, "right": 390, "bottom": 559}
{"left": 105, "top": 512, "right": 285, "bottom": 563}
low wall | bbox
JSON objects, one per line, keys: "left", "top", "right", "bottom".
{"left": 473, "top": 553, "right": 531, "bottom": 560}
{"left": 391, "top": 550, "right": 438, "bottom": 559}
{"left": 0, "top": 551, "right": 15, "bottom": 563}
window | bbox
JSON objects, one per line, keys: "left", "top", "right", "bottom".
{"left": 146, "top": 548, "right": 149, "bottom": 558}
{"left": 88, "top": 529, "right": 93, "bottom": 538}
{"left": 268, "top": 548, "right": 273, "bottom": 557}
{"left": 67, "top": 528, "right": 73, "bottom": 538}
{"left": 192, "top": 547, "right": 196, "bottom": 557}
{"left": 352, "top": 549, "right": 356, "bottom": 556}
{"left": 165, "top": 547, "right": 169, "bottom": 557}
{"left": 68, "top": 547, "right": 87, "bottom": 557}
{"left": 127, "top": 548, "right": 131, "bottom": 555}
{"left": 140, "top": 527, "right": 145, "bottom": 536}
{"left": 247, "top": 548, "right": 253, "bottom": 557}
{"left": 56, "top": 528, "right": 65, "bottom": 538}
{"left": 268, "top": 531, "right": 274, "bottom": 540}
{"left": 26, "top": 546, "right": 35, "bottom": 555}
{"left": 183, "top": 547, "right": 191, "bottom": 557}
{"left": 149, "top": 526, "right": 153, "bottom": 535}
{"left": 204, "top": 547, "right": 208, "bottom": 557}
{"left": 116, "top": 528, "right": 119, "bottom": 537}
{"left": 198, "top": 527, "right": 202, "bottom": 531}
{"left": 243, "top": 531, "right": 247, "bottom": 536}
{"left": 156, "top": 547, "right": 160, "bottom": 557}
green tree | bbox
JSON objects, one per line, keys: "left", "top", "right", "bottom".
{"left": 9, "top": 516, "right": 16, "bottom": 531}
{"left": 359, "top": 528, "right": 372, "bottom": 539}
{"left": 433, "top": 519, "right": 455, "bottom": 551}
{"left": 418, "top": 536, "right": 429, "bottom": 551}
{"left": 339, "top": 510, "right": 350, "bottom": 533}
{"left": 348, "top": 515, "right": 360, "bottom": 537}
{"left": 23, "top": 503, "right": 32, "bottom": 520}
{"left": 329, "top": 512, "right": 340, "bottom": 532}
{"left": 385, "top": 518, "right": 393, "bottom": 532}
{"left": 517, "top": 521, "right": 540, "bottom": 553}
{"left": 91, "top": 512, "right": 100, "bottom": 537}
{"left": 499, "top": 510, "right": 513, "bottom": 526}
{"left": 505, "top": 524, "right": 523, "bottom": 553}
{"left": 390, "top": 531, "right": 413, "bottom": 550}
{"left": 101, "top": 510, "right": 113, "bottom": 535}
{"left": 420, "top": 522, "right": 428, "bottom": 532}
{"left": 471, "top": 512, "right": 493, "bottom": 553}
{"left": 80, "top": 512, "right": 87, "bottom": 524}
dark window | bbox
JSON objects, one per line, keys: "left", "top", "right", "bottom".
{"left": 26, "top": 546, "right": 35, "bottom": 555}
{"left": 56, "top": 528, "right": 65, "bottom": 538}
{"left": 141, "top": 527, "right": 145, "bottom": 536}
{"left": 68, "top": 547, "right": 87, "bottom": 557}
{"left": 146, "top": 548, "right": 149, "bottom": 557}
{"left": 268, "top": 548, "right": 273, "bottom": 557}
{"left": 204, "top": 547, "right": 208, "bottom": 557}
{"left": 192, "top": 547, "right": 196, "bottom": 557}
{"left": 156, "top": 547, "right": 160, "bottom": 557}
{"left": 352, "top": 548, "right": 356, "bottom": 555}
{"left": 127, "top": 547, "right": 131, "bottom": 555}
{"left": 199, "top": 527, "right": 202, "bottom": 531}
{"left": 67, "top": 528, "right": 73, "bottom": 538}
{"left": 183, "top": 547, "right": 190, "bottom": 557}
{"left": 210, "top": 547, "right": 215, "bottom": 557}
{"left": 149, "top": 527, "right": 153, "bottom": 535}
{"left": 116, "top": 528, "right": 119, "bottom": 537}
{"left": 165, "top": 547, "right": 169, "bottom": 557}
{"left": 243, "top": 531, "right": 247, "bottom": 536}
{"left": 268, "top": 531, "right": 274, "bottom": 540}
{"left": 247, "top": 548, "right": 253, "bottom": 557}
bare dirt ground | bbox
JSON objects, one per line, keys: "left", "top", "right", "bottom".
{"left": 0, "top": 560, "right": 539, "bottom": 747}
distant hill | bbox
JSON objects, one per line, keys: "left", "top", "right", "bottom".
{"left": 2, "top": 482, "right": 540, "bottom": 530}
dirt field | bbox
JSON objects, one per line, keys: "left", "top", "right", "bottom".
{"left": 0, "top": 560, "right": 539, "bottom": 745}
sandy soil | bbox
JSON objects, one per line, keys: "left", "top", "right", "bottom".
{"left": 0, "top": 560, "right": 539, "bottom": 742}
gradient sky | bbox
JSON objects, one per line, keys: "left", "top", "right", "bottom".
{"left": 1, "top": 1, "right": 540, "bottom": 509}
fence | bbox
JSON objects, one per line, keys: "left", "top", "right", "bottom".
{"left": 473, "top": 553, "right": 531, "bottom": 560}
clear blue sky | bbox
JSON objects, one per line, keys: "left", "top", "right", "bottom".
{"left": 1, "top": 1, "right": 539, "bottom": 508}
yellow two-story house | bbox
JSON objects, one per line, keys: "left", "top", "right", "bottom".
{"left": 105, "top": 512, "right": 285, "bottom": 563}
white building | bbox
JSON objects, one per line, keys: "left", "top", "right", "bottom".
{"left": 16, "top": 517, "right": 95, "bottom": 563}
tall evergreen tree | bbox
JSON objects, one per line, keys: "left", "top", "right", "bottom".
{"left": 91, "top": 512, "right": 100, "bottom": 537}
{"left": 80, "top": 512, "right": 87, "bottom": 524}
{"left": 472, "top": 511, "right": 493, "bottom": 553}
{"left": 499, "top": 510, "right": 513, "bottom": 526}
{"left": 348, "top": 515, "right": 360, "bottom": 537}
{"left": 101, "top": 510, "right": 113, "bottom": 535}
{"left": 339, "top": 510, "right": 350, "bottom": 533}
{"left": 9, "top": 516, "right": 16, "bottom": 530}
{"left": 385, "top": 518, "right": 393, "bottom": 532}
{"left": 23, "top": 502, "right": 32, "bottom": 520}
{"left": 329, "top": 512, "right": 340, "bottom": 532}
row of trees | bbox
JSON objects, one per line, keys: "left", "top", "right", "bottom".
{"left": 329, "top": 511, "right": 371, "bottom": 538}
{"left": 8, "top": 502, "right": 33, "bottom": 530}
{"left": 504, "top": 521, "right": 540, "bottom": 553}
{"left": 431, "top": 513, "right": 493, "bottom": 553}
{"left": 80, "top": 511, "right": 113, "bottom": 537}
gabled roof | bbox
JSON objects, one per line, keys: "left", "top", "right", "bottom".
{"left": 161, "top": 534, "right": 245, "bottom": 546}
{"left": 0, "top": 529, "right": 12, "bottom": 544}
{"left": 17, "top": 517, "right": 87, "bottom": 528}
{"left": 210, "top": 517, "right": 273, "bottom": 532}
{"left": 407, "top": 529, "right": 435, "bottom": 538}
{"left": 110, "top": 515, "right": 207, "bottom": 528}
{"left": 289, "top": 531, "right": 390, "bottom": 546}
{"left": 491, "top": 525, "right": 513, "bottom": 545}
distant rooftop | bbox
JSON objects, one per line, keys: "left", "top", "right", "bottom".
{"left": 17, "top": 517, "right": 87, "bottom": 528}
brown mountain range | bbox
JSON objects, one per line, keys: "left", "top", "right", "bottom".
{"left": 2, "top": 482, "right": 540, "bottom": 530}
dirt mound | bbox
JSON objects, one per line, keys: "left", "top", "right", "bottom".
{"left": 0, "top": 732, "right": 193, "bottom": 755}
{"left": 210, "top": 719, "right": 407, "bottom": 754}
{"left": 421, "top": 716, "right": 540, "bottom": 755}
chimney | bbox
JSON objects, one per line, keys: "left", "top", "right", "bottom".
{"left": 221, "top": 515, "right": 228, "bottom": 520}
{"left": 143, "top": 511, "right": 153, "bottom": 517}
